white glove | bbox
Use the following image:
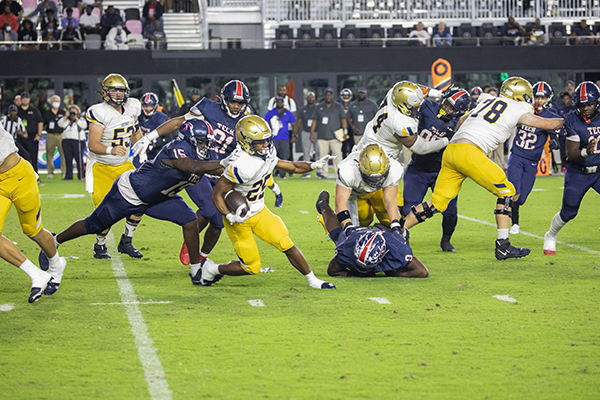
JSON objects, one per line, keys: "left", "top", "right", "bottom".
{"left": 311, "top": 155, "right": 337, "bottom": 170}
{"left": 132, "top": 130, "right": 159, "bottom": 157}
{"left": 138, "top": 151, "right": 148, "bottom": 164}
{"left": 226, "top": 210, "right": 248, "bottom": 224}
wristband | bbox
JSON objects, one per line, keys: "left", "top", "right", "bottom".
{"left": 581, "top": 148, "right": 588, "bottom": 158}
{"left": 390, "top": 219, "right": 402, "bottom": 229}
{"left": 147, "top": 129, "right": 159, "bottom": 141}
{"left": 337, "top": 210, "right": 351, "bottom": 224}
{"left": 105, "top": 146, "right": 113, "bottom": 155}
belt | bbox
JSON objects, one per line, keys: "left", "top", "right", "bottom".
{"left": 571, "top": 164, "right": 599, "bottom": 174}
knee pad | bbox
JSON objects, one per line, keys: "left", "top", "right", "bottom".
{"left": 494, "top": 197, "right": 512, "bottom": 217}
{"left": 411, "top": 202, "right": 438, "bottom": 223}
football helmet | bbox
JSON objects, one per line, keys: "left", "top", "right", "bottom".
{"left": 532, "top": 81, "right": 554, "bottom": 114}
{"left": 359, "top": 144, "right": 390, "bottom": 188}
{"left": 499, "top": 77, "right": 533, "bottom": 103}
{"left": 141, "top": 92, "right": 159, "bottom": 117}
{"left": 340, "top": 88, "right": 353, "bottom": 101}
{"left": 101, "top": 73, "right": 130, "bottom": 106}
{"left": 353, "top": 230, "right": 388, "bottom": 273}
{"left": 391, "top": 81, "right": 425, "bottom": 118}
{"left": 470, "top": 86, "right": 483, "bottom": 96}
{"left": 220, "top": 80, "right": 250, "bottom": 118}
{"left": 236, "top": 115, "right": 273, "bottom": 159}
{"left": 438, "top": 87, "right": 471, "bottom": 121}
{"left": 574, "top": 81, "right": 600, "bottom": 123}
{"left": 178, "top": 118, "right": 213, "bottom": 159}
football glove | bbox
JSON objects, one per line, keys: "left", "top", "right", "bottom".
{"left": 132, "top": 130, "right": 159, "bottom": 157}
{"left": 344, "top": 224, "right": 357, "bottom": 236}
{"left": 311, "top": 155, "right": 337, "bottom": 170}
{"left": 549, "top": 138, "right": 559, "bottom": 151}
{"left": 226, "top": 205, "right": 250, "bottom": 225}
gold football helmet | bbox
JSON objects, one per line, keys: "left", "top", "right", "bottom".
{"left": 499, "top": 77, "right": 533, "bottom": 103}
{"left": 101, "top": 73, "right": 130, "bottom": 106}
{"left": 391, "top": 81, "right": 425, "bottom": 117}
{"left": 236, "top": 115, "right": 273, "bottom": 159}
{"left": 359, "top": 144, "right": 390, "bottom": 188}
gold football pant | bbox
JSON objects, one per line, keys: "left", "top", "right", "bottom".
{"left": 91, "top": 161, "right": 135, "bottom": 208}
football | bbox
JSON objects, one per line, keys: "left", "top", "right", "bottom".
{"left": 224, "top": 190, "right": 250, "bottom": 217}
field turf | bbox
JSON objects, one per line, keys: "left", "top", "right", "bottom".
{"left": 1, "top": 173, "right": 599, "bottom": 399}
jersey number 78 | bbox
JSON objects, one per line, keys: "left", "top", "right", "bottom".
{"left": 471, "top": 98, "right": 508, "bottom": 124}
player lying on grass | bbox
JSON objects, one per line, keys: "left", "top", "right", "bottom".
{"left": 199, "top": 115, "right": 337, "bottom": 289}
{"left": 315, "top": 190, "right": 428, "bottom": 278}
{"left": 0, "top": 125, "right": 66, "bottom": 303}
{"left": 39, "top": 119, "right": 224, "bottom": 282}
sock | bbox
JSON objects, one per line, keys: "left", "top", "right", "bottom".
{"left": 200, "top": 251, "right": 209, "bottom": 259}
{"left": 124, "top": 218, "right": 139, "bottom": 237}
{"left": 190, "top": 262, "right": 201, "bottom": 276}
{"left": 549, "top": 212, "right": 567, "bottom": 237}
{"left": 49, "top": 252, "right": 60, "bottom": 267}
{"left": 19, "top": 259, "right": 47, "bottom": 286}
{"left": 270, "top": 183, "right": 281, "bottom": 196}
{"left": 511, "top": 202, "right": 520, "bottom": 226}
{"left": 53, "top": 234, "right": 60, "bottom": 247}
{"left": 304, "top": 271, "right": 326, "bottom": 289}
{"left": 442, "top": 214, "right": 457, "bottom": 237}
{"left": 96, "top": 235, "right": 106, "bottom": 245}
{"left": 206, "top": 260, "right": 220, "bottom": 275}
{"left": 497, "top": 229, "right": 509, "bottom": 240}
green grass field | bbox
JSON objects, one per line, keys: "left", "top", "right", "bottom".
{"left": 1, "top": 173, "right": 599, "bottom": 399}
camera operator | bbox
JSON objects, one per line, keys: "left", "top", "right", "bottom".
{"left": 58, "top": 104, "right": 87, "bottom": 180}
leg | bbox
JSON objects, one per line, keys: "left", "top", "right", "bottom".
{"left": 118, "top": 214, "right": 144, "bottom": 258}
{"left": 385, "top": 257, "right": 429, "bottom": 278}
{"left": 62, "top": 139, "right": 74, "bottom": 180}
{"left": 330, "top": 139, "right": 343, "bottom": 173}
{"left": 46, "top": 134, "right": 57, "bottom": 177}
{"left": 57, "top": 135, "right": 65, "bottom": 178}
{"left": 440, "top": 196, "right": 458, "bottom": 252}
{"left": 317, "top": 139, "right": 329, "bottom": 176}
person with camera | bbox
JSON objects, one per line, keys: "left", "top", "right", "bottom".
{"left": 58, "top": 104, "right": 87, "bottom": 180}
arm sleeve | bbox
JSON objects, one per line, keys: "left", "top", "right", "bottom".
{"left": 409, "top": 134, "right": 449, "bottom": 155}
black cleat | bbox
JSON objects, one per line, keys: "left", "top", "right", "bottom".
{"left": 315, "top": 190, "right": 330, "bottom": 214}
{"left": 189, "top": 259, "right": 207, "bottom": 285}
{"left": 117, "top": 235, "right": 143, "bottom": 258}
{"left": 440, "top": 237, "right": 456, "bottom": 252}
{"left": 93, "top": 243, "right": 111, "bottom": 259}
{"left": 274, "top": 193, "right": 283, "bottom": 208}
{"left": 43, "top": 281, "right": 59, "bottom": 295}
{"left": 495, "top": 238, "right": 530, "bottom": 260}
{"left": 29, "top": 277, "right": 52, "bottom": 303}
{"left": 321, "top": 282, "right": 336, "bottom": 289}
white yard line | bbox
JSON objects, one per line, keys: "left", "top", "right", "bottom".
{"left": 493, "top": 295, "right": 517, "bottom": 303}
{"left": 0, "top": 303, "right": 15, "bottom": 311}
{"left": 458, "top": 214, "right": 600, "bottom": 255}
{"left": 368, "top": 297, "right": 391, "bottom": 304}
{"left": 90, "top": 301, "right": 172, "bottom": 306}
{"left": 247, "top": 299, "right": 265, "bottom": 307}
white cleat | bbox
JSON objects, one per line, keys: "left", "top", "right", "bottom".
{"left": 44, "top": 257, "right": 67, "bottom": 295}
{"left": 510, "top": 224, "right": 520, "bottom": 235}
{"left": 543, "top": 231, "right": 557, "bottom": 255}
{"left": 200, "top": 258, "right": 223, "bottom": 286}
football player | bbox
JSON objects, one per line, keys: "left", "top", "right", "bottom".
{"left": 401, "top": 87, "right": 471, "bottom": 252}
{"left": 403, "top": 77, "right": 563, "bottom": 260}
{"left": 84, "top": 73, "right": 145, "bottom": 260}
{"left": 0, "top": 124, "right": 66, "bottom": 302}
{"left": 39, "top": 119, "right": 225, "bottom": 283}
{"left": 543, "top": 81, "right": 600, "bottom": 255}
{"left": 335, "top": 144, "right": 403, "bottom": 233}
{"left": 136, "top": 92, "right": 170, "bottom": 163}
{"left": 201, "top": 115, "right": 336, "bottom": 289}
{"left": 507, "top": 81, "right": 561, "bottom": 234}
{"left": 315, "top": 190, "right": 428, "bottom": 278}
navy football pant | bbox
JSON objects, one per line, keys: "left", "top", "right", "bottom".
{"left": 185, "top": 175, "right": 224, "bottom": 229}
{"left": 506, "top": 153, "right": 539, "bottom": 206}
{"left": 560, "top": 167, "right": 600, "bottom": 222}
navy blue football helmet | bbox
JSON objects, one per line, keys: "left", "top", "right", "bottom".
{"left": 470, "top": 86, "right": 483, "bottom": 96}
{"left": 438, "top": 87, "right": 471, "bottom": 121}
{"left": 220, "top": 80, "right": 250, "bottom": 119}
{"left": 353, "top": 230, "right": 388, "bottom": 273}
{"left": 141, "top": 92, "right": 159, "bottom": 117}
{"left": 574, "top": 81, "right": 600, "bottom": 123}
{"left": 532, "top": 81, "right": 554, "bottom": 114}
{"left": 178, "top": 118, "right": 213, "bottom": 159}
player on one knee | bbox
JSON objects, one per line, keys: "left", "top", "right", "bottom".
{"left": 507, "top": 81, "right": 561, "bottom": 234}
{"left": 402, "top": 86, "right": 471, "bottom": 252}
{"left": 543, "top": 81, "right": 600, "bottom": 255}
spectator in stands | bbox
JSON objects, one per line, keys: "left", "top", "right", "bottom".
{"left": 58, "top": 104, "right": 87, "bottom": 180}
{"left": 142, "top": 0, "right": 163, "bottom": 32}
{"left": 0, "top": 0, "right": 22, "bottom": 18}
{"left": 294, "top": 91, "right": 318, "bottom": 169}
{"left": 409, "top": 21, "right": 430, "bottom": 46}
{"left": 13, "top": 94, "right": 21, "bottom": 107}
{"left": 60, "top": 21, "right": 82, "bottom": 49}
{"left": 525, "top": 17, "right": 547, "bottom": 45}
{"left": 18, "top": 19, "right": 39, "bottom": 50}
{"left": 310, "top": 87, "right": 346, "bottom": 178}
{"left": 265, "top": 96, "right": 296, "bottom": 178}
{"left": 0, "top": 21, "right": 17, "bottom": 50}
{"left": 28, "top": 0, "right": 57, "bottom": 23}
{"left": 487, "top": 86, "right": 499, "bottom": 97}
{"left": 17, "top": 92, "right": 43, "bottom": 173}
{"left": 432, "top": 21, "right": 452, "bottom": 46}
{"left": 146, "top": 19, "right": 166, "bottom": 49}
{"left": 1, "top": 104, "right": 32, "bottom": 164}
{"left": 267, "top": 84, "right": 297, "bottom": 115}
{"left": 572, "top": 20, "right": 595, "bottom": 45}
{"left": 100, "top": 5, "right": 123, "bottom": 40}
{"left": 41, "top": 19, "right": 60, "bottom": 50}
{"left": 346, "top": 87, "right": 378, "bottom": 148}
{"left": 0, "top": 6, "right": 17, "bottom": 32}
{"left": 161, "top": 0, "right": 183, "bottom": 14}
{"left": 43, "top": 95, "right": 66, "bottom": 179}
{"left": 79, "top": 5, "right": 100, "bottom": 34}
{"left": 501, "top": 16, "right": 525, "bottom": 45}
{"left": 105, "top": 24, "right": 129, "bottom": 50}
{"left": 40, "top": 8, "right": 58, "bottom": 31}
{"left": 177, "top": 88, "right": 201, "bottom": 115}
{"left": 564, "top": 80, "right": 575, "bottom": 97}
{"left": 77, "top": 0, "right": 102, "bottom": 16}
{"left": 61, "top": 7, "right": 79, "bottom": 29}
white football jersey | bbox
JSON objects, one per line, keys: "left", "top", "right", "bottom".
{"left": 453, "top": 93, "right": 533, "bottom": 154}
{"left": 0, "top": 125, "right": 18, "bottom": 166}
{"left": 336, "top": 151, "right": 404, "bottom": 196}
{"left": 86, "top": 98, "right": 141, "bottom": 166}
{"left": 222, "top": 146, "right": 279, "bottom": 217}
{"left": 355, "top": 88, "right": 419, "bottom": 161}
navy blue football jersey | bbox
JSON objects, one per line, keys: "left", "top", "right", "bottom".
{"left": 511, "top": 108, "right": 560, "bottom": 161}
{"left": 139, "top": 111, "right": 171, "bottom": 159}
{"left": 412, "top": 99, "right": 457, "bottom": 173}
{"left": 188, "top": 98, "right": 242, "bottom": 161}
{"left": 129, "top": 138, "right": 202, "bottom": 204}
{"left": 564, "top": 112, "right": 600, "bottom": 168}
{"left": 335, "top": 230, "right": 413, "bottom": 274}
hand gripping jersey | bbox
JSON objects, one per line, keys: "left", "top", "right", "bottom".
{"left": 564, "top": 112, "right": 600, "bottom": 168}
{"left": 186, "top": 98, "right": 242, "bottom": 161}
{"left": 355, "top": 88, "right": 419, "bottom": 161}
{"left": 453, "top": 93, "right": 533, "bottom": 154}
{"left": 86, "top": 98, "right": 141, "bottom": 166}
{"left": 222, "top": 146, "right": 279, "bottom": 217}
{"left": 336, "top": 151, "right": 404, "bottom": 196}
{"left": 511, "top": 108, "right": 561, "bottom": 162}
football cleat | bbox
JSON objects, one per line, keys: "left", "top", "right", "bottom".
{"left": 510, "top": 224, "right": 520, "bottom": 234}
{"left": 29, "top": 275, "right": 53, "bottom": 303}
{"left": 543, "top": 231, "right": 557, "bottom": 255}
{"left": 180, "top": 242, "right": 190, "bottom": 265}
{"left": 39, "top": 232, "right": 58, "bottom": 271}
{"left": 188, "top": 258, "right": 207, "bottom": 285}
{"left": 93, "top": 243, "right": 111, "bottom": 259}
{"left": 440, "top": 236, "right": 455, "bottom": 252}
{"left": 44, "top": 256, "right": 67, "bottom": 295}
{"left": 495, "top": 238, "right": 531, "bottom": 260}
{"left": 320, "top": 281, "right": 337, "bottom": 289}
{"left": 315, "top": 190, "right": 330, "bottom": 214}
{"left": 118, "top": 235, "right": 143, "bottom": 258}
{"left": 199, "top": 258, "right": 223, "bottom": 286}
{"left": 275, "top": 193, "right": 283, "bottom": 208}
